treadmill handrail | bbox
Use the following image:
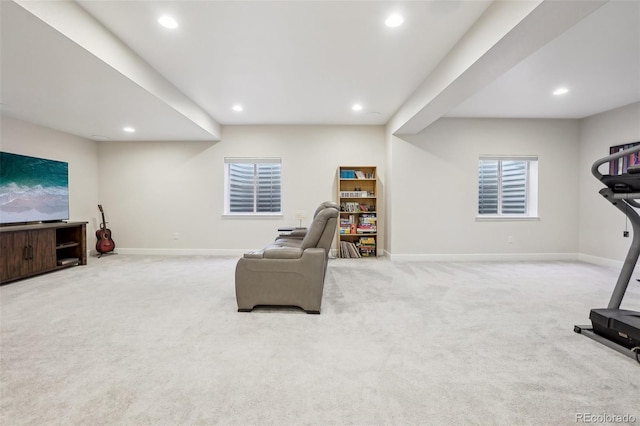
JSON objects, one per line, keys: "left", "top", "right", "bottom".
{"left": 592, "top": 143, "right": 640, "bottom": 181}
{"left": 612, "top": 192, "right": 640, "bottom": 200}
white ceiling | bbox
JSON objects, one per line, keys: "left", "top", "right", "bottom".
{"left": 1, "top": 0, "right": 639, "bottom": 142}
{"left": 77, "top": 0, "right": 490, "bottom": 126}
{"left": 446, "top": 0, "right": 640, "bottom": 119}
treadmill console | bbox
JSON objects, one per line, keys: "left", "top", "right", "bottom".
{"left": 601, "top": 173, "right": 640, "bottom": 193}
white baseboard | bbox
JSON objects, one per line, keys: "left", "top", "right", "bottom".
{"left": 111, "top": 248, "right": 247, "bottom": 257}
{"left": 577, "top": 253, "right": 624, "bottom": 269}
{"left": 387, "top": 252, "right": 579, "bottom": 262}
{"left": 96, "top": 249, "right": 624, "bottom": 268}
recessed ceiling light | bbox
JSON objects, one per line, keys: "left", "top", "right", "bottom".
{"left": 385, "top": 14, "right": 404, "bottom": 28}
{"left": 158, "top": 15, "right": 178, "bottom": 29}
{"left": 553, "top": 87, "right": 569, "bottom": 96}
{"left": 352, "top": 104, "right": 363, "bottom": 111}
{"left": 123, "top": 126, "right": 136, "bottom": 133}
{"left": 232, "top": 104, "right": 244, "bottom": 112}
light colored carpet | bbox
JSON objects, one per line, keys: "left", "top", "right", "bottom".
{"left": 1, "top": 255, "right": 639, "bottom": 425}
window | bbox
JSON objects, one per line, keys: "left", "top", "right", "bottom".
{"left": 478, "top": 156, "right": 538, "bottom": 218}
{"left": 224, "top": 158, "right": 281, "bottom": 215}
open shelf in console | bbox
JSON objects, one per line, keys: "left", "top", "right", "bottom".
{"left": 55, "top": 224, "right": 86, "bottom": 268}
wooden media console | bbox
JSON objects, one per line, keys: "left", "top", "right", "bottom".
{"left": 0, "top": 221, "right": 87, "bottom": 284}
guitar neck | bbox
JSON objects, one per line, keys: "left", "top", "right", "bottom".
{"left": 99, "top": 206, "right": 107, "bottom": 229}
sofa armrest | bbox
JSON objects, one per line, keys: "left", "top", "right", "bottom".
{"left": 263, "top": 246, "right": 304, "bottom": 259}
{"left": 243, "top": 250, "right": 265, "bottom": 259}
{"left": 286, "top": 228, "right": 307, "bottom": 237}
{"left": 238, "top": 248, "right": 326, "bottom": 272}
{"left": 276, "top": 227, "right": 307, "bottom": 241}
{"left": 242, "top": 244, "right": 305, "bottom": 259}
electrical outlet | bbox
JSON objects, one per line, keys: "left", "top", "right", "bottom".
{"left": 623, "top": 231, "right": 630, "bottom": 238}
{"left": 173, "top": 232, "right": 180, "bottom": 240}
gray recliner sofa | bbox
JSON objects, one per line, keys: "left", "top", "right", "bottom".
{"left": 235, "top": 202, "right": 338, "bottom": 314}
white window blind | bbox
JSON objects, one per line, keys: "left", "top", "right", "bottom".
{"left": 478, "top": 156, "right": 537, "bottom": 217}
{"left": 478, "top": 160, "right": 499, "bottom": 215}
{"left": 225, "top": 158, "right": 281, "bottom": 214}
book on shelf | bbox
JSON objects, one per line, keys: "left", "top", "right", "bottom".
{"left": 340, "top": 191, "right": 369, "bottom": 198}
{"left": 340, "top": 169, "right": 375, "bottom": 180}
{"left": 340, "top": 241, "right": 362, "bottom": 258}
{"left": 358, "top": 245, "right": 375, "bottom": 255}
{"left": 358, "top": 235, "right": 376, "bottom": 256}
{"left": 357, "top": 214, "right": 377, "bottom": 233}
{"left": 340, "top": 202, "right": 376, "bottom": 213}
{"left": 356, "top": 227, "right": 376, "bottom": 233}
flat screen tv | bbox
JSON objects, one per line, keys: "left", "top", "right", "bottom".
{"left": 0, "top": 152, "right": 69, "bottom": 225}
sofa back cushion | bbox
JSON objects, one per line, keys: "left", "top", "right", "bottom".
{"left": 313, "top": 201, "right": 339, "bottom": 218}
{"left": 300, "top": 207, "right": 338, "bottom": 252}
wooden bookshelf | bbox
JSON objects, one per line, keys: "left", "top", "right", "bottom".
{"left": 337, "top": 166, "right": 378, "bottom": 258}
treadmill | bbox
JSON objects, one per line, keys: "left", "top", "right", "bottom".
{"left": 574, "top": 144, "right": 640, "bottom": 364}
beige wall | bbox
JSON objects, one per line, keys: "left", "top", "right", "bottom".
{"left": 387, "top": 117, "right": 581, "bottom": 260}
{"left": 578, "top": 102, "right": 640, "bottom": 266}
{"left": 0, "top": 115, "right": 100, "bottom": 235}
{"left": 97, "top": 125, "right": 385, "bottom": 254}
{"left": 4, "top": 105, "right": 639, "bottom": 262}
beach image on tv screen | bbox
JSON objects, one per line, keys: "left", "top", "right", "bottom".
{"left": 0, "top": 152, "right": 69, "bottom": 224}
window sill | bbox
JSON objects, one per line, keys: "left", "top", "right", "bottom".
{"left": 223, "top": 213, "right": 283, "bottom": 219}
{"left": 476, "top": 216, "right": 540, "bottom": 222}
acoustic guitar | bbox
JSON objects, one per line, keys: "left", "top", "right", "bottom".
{"left": 96, "top": 204, "right": 115, "bottom": 255}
